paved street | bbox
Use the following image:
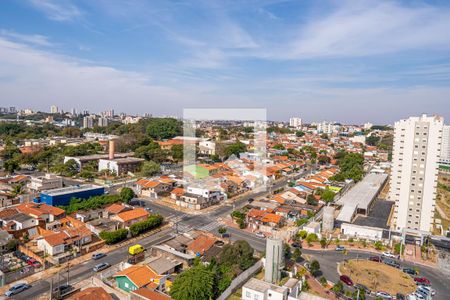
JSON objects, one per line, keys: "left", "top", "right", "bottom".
{"left": 9, "top": 228, "right": 175, "bottom": 299}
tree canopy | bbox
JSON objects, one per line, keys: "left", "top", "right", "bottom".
{"left": 146, "top": 118, "right": 182, "bottom": 140}
{"left": 170, "top": 264, "right": 215, "bottom": 300}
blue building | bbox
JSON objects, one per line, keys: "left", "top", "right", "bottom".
{"left": 35, "top": 184, "right": 105, "bottom": 206}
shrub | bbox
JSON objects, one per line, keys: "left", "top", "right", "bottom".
{"left": 99, "top": 228, "right": 129, "bottom": 244}
{"left": 298, "top": 230, "right": 308, "bottom": 239}
{"left": 319, "top": 276, "right": 327, "bottom": 286}
{"left": 129, "top": 215, "right": 164, "bottom": 236}
{"left": 374, "top": 241, "right": 383, "bottom": 250}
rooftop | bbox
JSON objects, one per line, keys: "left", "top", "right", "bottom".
{"left": 336, "top": 173, "right": 388, "bottom": 223}
{"left": 41, "top": 184, "right": 104, "bottom": 197}
{"left": 243, "top": 278, "right": 288, "bottom": 294}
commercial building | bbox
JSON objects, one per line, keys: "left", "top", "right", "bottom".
{"left": 98, "top": 139, "right": 144, "bottom": 175}
{"left": 389, "top": 114, "right": 444, "bottom": 233}
{"left": 336, "top": 173, "right": 388, "bottom": 223}
{"left": 35, "top": 184, "right": 105, "bottom": 206}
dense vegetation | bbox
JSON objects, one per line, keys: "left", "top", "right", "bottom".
{"left": 170, "top": 240, "right": 256, "bottom": 300}
{"left": 99, "top": 228, "right": 129, "bottom": 244}
{"left": 129, "top": 214, "right": 164, "bottom": 236}
{"left": 63, "top": 187, "right": 135, "bottom": 214}
{"left": 331, "top": 152, "right": 364, "bottom": 182}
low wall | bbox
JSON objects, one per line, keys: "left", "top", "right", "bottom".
{"left": 217, "top": 260, "right": 263, "bottom": 300}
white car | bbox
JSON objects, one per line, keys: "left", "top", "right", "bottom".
{"left": 412, "top": 292, "right": 425, "bottom": 300}
{"left": 417, "top": 285, "right": 436, "bottom": 297}
{"left": 376, "top": 291, "right": 393, "bottom": 299}
{"left": 382, "top": 251, "right": 398, "bottom": 259}
{"left": 255, "top": 232, "right": 265, "bottom": 238}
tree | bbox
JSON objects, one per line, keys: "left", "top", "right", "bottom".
{"left": 120, "top": 187, "right": 135, "bottom": 203}
{"left": 366, "top": 135, "right": 380, "bottom": 146}
{"left": 332, "top": 281, "right": 344, "bottom": 294}
{"left": 307, "top": 194, "right": 318, "bottom": 206}
{"left": 293, "top": 248, "right": 302, "bottom": 262}
{"left": 374, "top": 241, "right": 383, "bottom": 250}
{"left": 306, "top": 233, "right": 318, "bottom": 246}
{"left": 129, "top": 215, "right": 164, "bottom": 236}
{"left": 320, "top": 238, "right": 327, "bottom": 249}
{"left": 320, "top": 133, "right": 329, "bottom": 140}
{"left": 331, "top": 152, "right": 364, "bottom": 182}
{"left": 146, "top": 118, "right": 182, "bottom": 140}
{"left": 283, "top": 243, "right": 292, "bottom": 259}
{"left": 321, "top": 189, "right": 335, "bottom": 202}
{"left": 319, "top": 276, "right": 328, "bottom": 286}
{"left": 272, "top": 144, "right": 286, "bottom": 150}
{"left": 3, "top": 159, "right": 19, "bottom": 174}
{"left": 309, "top": 260, "right": 320, "bottom": 276}
{"left": 218, "top": 227, "right": 227, "bottom": 235}
{"left": 171, "top": 144, "right": 183, "bottom": 162}
{"left": 298, "top": 230, "right": 308, "bottom": 239}
{"left": 218, "top": 240, "right": 255, "bottom": 270}
{"left": 135, "top": 141, "right": 167, "bottom": 162}
{"left": 225, "top": 142, "right": 246, "bottom": 157}
{"left": 140, "top": 161, "right": 161, "bottom": 176}
{"left": 99, "top": 229, "right": 128, "bottom": 244}
{"left": 170, "top": 264, "right": 215, "bottom": 300}
{"left": 295, "top": 131, "right": 305, "bottom": 137}
{"left": 353, "top": 288, "right": 366, "bottom": 300}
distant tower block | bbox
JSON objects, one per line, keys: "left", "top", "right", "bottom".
{"left": 322, "top": 206, "right": 335, "bottom": 232}
{"left": 264, "top": 237, "right": 284, "bottom": 283}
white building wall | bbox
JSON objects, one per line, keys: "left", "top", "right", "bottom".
{"left": 440, "top": 125, "right": 450, "bottom": 164}
{"left": 390, "top": 115, "right": 443, "bottom": 233}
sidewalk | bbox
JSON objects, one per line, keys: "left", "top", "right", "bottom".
{"left": 0, "top": 224, "right": 171, "bottom": 294}
{"left": 302, "top": 242, "right": 437, "bottom": 269}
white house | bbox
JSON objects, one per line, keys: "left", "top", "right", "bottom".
{"left": 242, "top": 278, "right": 301, "bottom": 300}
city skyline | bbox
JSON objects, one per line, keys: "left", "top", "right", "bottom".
{"left": 1, "top": 0, "right": 450, "bottom": 123}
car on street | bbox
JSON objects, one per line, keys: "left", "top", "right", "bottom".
{"left": 5, "top": 283, "right": 31, "bottom": 297}
{"left": 221, "top": 233, "right": 231, "bottom": 238}
{"left": 414, "top": 277, "right": 431, "bottom": 286}
{"left": 382, "top": 251, "right": 399, "bottom": 259}
{"left": 335, "top": 245, "right": 345, "bottom": 251}
{"left": 369, "top": 256, "right": 382, "bottom": 262}
{"left": 248, "top": 198, "right": 254, "bottom": 203}
{"left": 354, "top": 283, "right": 370, "bottom": 294}
{"left": 292, "top": 242, "right": 302, "bottom": 249}
{"left": 93, "top": 262, "right": 110, "bottom": 272}
{"left": 339, "top": 275, "right": 353, "bottom": 286}
{"left": 416, "top": 285, "right": 435, "bottom": 297}
{"left": 255, "top": 231, "right": 265, "bottom": 238}
{"left": 412, "top": 292, "right": 425, "bottom": 300}
{"left": 376, "top": 291, "right": 393, "bottom": 299}
{"left": 383, "top": 258, "right": 400, "bottom": 268}
{"left": 403, "top": 267, "right": 418, "bottom": 276}
{"left": 92, "top": 253, "right": 107, "bottom": 260}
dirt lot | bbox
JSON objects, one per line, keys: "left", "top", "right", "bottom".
{"left": 339, "top": 260, "right": 416, "bottom": 295}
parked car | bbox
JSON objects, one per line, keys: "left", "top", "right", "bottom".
{"left": 93, "top": 262, "right": 110, "bottom": 272}
{"left": 383, "top": 258, "right": 400, "bottom": 268}
{"left": 255, "top": 231, "right": 265, "bottom": 238}
{"left": 376, "top": 291, "right": 393, "bottom": 299}
{"left": 412, "top": 292, "right": 425, "bottom": 300}
{"left": 335, "top": 245, "right": 345, "bottom": 251}
{"left": 416, "top": 285, "right": 435, "bottom": 297}
{"left": 92, "top": 253, "right": 107, "bottom": 260}
{"left": 403, "top": 267, "right": 418, "bottom": 276}
{"left": 339, "top": 275, "right": 353, "bottom": 286}
{"left": 396, "top": 293, "right": 406, "bottom": 300}
{"left": 4, "top": 283, "right": 31, "bottom": 297}
{"left": 382, "top": 251, "right": 399, "bottom": 259}
{"left": 248, "top": 198, "right": 254, "bottom": 203}
{"left": 221, "top": 233, "right": 231, "bottom": 238}
{"left": 414, "top": 277, "right": 431, "bottom": 286}
{"left": 27, "top": 258, "right": 41, "bottom": 268}
{"left": 369, "top": 256, "right": 382, "bottom": 262}
{"left": 354, "top": 283, "right": 370, "bottom": 294}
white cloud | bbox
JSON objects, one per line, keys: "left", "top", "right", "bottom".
{"left": 28, "top": 0, "right": 82, "bottom": 22}
{"left": 286, "top": 0, "right": 450, "bottom": 59}
{"left": 0, "top": 29, "right": 53, "bottom": 47}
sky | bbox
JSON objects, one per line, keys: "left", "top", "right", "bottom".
{"left": 1, "top": 0, "right": 450, "bottom": 123}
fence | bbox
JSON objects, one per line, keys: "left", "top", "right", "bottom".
{"left": 217, "top": 259, "right": 263, "bottom": 300}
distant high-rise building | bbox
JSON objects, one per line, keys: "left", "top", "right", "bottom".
{"left": 50, "top": 105, "right": 59, "bottom": 114}
{"left": 389, "top": 114, "right": 444, "bottom": 233}
{"left": 364, "top": 122, "right": 373, "bottom": 130}
{"left": 83, "top": 116, "right": 95, "bottom": 129}
{"left": 289, "top": 117, "right": 302, "bottom": 129}
{"left": 71, "top": 108, "right": 77, "bottom": 115}
{"left": 98, "top": 117, "right": 108, "bottom": 127}
{"left": 264, "top": 237, "right": 284, "bottom": 283}
{"left": 440, "top": 125, "right": 450, "bottom": 165}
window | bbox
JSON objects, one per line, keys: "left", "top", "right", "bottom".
{"left": 246, "top": 291, "right": 251, "bottom": 298}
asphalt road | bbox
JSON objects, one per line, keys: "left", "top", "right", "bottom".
{"left": 302, "top": 249, "right": 450, "bottom": 300}
{"left": 8, "top": 227, "right": 175, "bottom": 299}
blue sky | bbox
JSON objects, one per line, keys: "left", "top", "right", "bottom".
{"left": 1, "top": 0, "right": 450, "bottom": 123}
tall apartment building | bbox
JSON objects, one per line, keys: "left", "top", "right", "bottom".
{"left": 98, "top": 117, "right": 108, "bottom": 127}
{"left": 389, "top": 114, "right": 444, "bottom": 233}
{"left": 289, "top": 117, "right": 302, "bottom": 129}
{"left": 439, "top": 125, "right": 450, "bottom": 165}
{"left": 50, "top": 105, "right": 59, "bottom": 114}
{"left": 83, "top": 115, "right": 95, "bottom": 129}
